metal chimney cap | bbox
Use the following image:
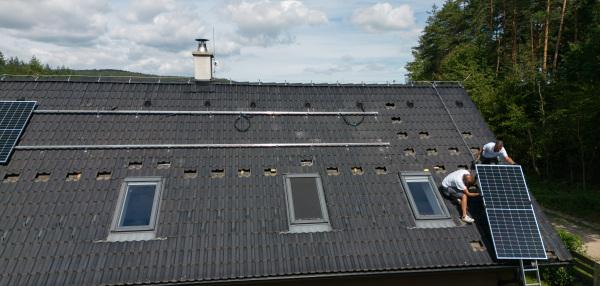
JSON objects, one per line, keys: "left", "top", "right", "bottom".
{"left": 195, "top": 39, "right": 209, "bottom": 52}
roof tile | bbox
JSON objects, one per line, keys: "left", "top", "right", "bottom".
{"left": 0, "top": 80, "right": 570, "bottom": 285}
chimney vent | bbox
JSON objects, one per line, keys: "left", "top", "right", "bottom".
{"left": 192, "top": 38, "right": 214, "bottom": 82}
{"left": 196, "top": 38, "right": 209, "bottom": 52}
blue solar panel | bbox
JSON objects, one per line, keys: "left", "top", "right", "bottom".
{"left": 0, "top": 101, "right": 36, "bottom": 163}
{"left": 487, "top": 208, "right": 547, "bottom": 259}
{"left": 475, "top": 164, "right": 547, "bottom": 260}
{"left": 477, "top": 165, "right": 531, "bottom": 209}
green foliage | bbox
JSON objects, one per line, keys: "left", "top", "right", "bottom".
{"left": 406, "top": 1, "right": 476, "bottom": 81}
{"left": 528, "top": 176, "right": 600, "bottom": 224}
{"left": 541, "top": 230, "right": 586, "bottom": 286}
{"left": 558, "top": 229, "right": 586, "bottom": 254}
{"left": 407, "top": 0, "right": 600, "bottom": 189}
{"left": 0, "top": 51, "right": 200, "bottom": 81}
{"left": 0, "top": 51, "right": 73, "bottom": 76}
{"left": 541, "top": 266, "right": 576, "bottom": 286}
{"left": 28, "top": 56, "right": 43, "bottom": 74}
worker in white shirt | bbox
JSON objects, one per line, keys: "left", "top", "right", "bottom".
{"left": 441, "top": 170, "right": 479, "bottom": 223}
{"left": 477, "top": 140, "right": 516, "bottom": 165}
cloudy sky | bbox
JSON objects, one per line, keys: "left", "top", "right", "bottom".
{"left": 0, "top": 0, "right": 445, "bottom": 83}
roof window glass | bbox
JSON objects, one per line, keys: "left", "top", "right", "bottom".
{"left": 108, "top": 177, "right": 164, "bottom": 241}
{"left": 399, "top": 172, "right": 450, "bottom": 220}
{"left": 284, "top": 173, "right": 331, "bottom": 233}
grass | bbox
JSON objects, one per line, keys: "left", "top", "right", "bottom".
{"left": 527, "top": 176, "right": 600, "bottom": 225}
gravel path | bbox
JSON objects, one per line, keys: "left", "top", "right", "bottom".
{"left": 545, "top": 209, "right": 600, "bottom": 262}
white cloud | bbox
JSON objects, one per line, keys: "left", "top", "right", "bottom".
{"left": 351, "top": 3, "right": 415, "bottom": 34}
{"left": 341, "top": 55, "right": 355, "bottom": 63}
{"left": 393, "top": 27, "right": 424, "bottom": 42}
{"left": 124, "top": 55, "right": 187, "bottom": 75}
{"left": 304, "top": 62, "right": 352, "bottom": 75}
{"left": 121, "top": 0, "right": 177, "bottom": 23}
{"left": 0, "top": 0, "right": 447, "bottom": 82}
{"left": 222, "top": 0, "right": 328, "bottom": 47}
{"left": 0, "top": 0, "right": 110, "bottom": 46}
{"left": 213, "top": 39, "right": 244, "bottom": 58}
{"left": 362, "top": 63, "right": 387, "bottom": 72}
{"left": 111, "top": 4, "right": 206, "bottom": 53}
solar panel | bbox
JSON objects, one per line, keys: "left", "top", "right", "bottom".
{"left": 0, "top": 101, "right": 37, "bottom": 163}
{"left": 475, "top": 164, "right": 547, "bottom": 260}
{"left": 477, "top": 165, "right": 530, "bottom": 209}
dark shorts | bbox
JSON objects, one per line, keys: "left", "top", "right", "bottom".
{"left": 478, "top": 156, "right": 500, "bottom": 165}
{"left": 439, "top": 186, "right": 464, "bottom": 199}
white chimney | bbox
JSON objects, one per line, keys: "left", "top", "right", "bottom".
{"left": 192, "top": 39, "right": 213, "bottom": 81}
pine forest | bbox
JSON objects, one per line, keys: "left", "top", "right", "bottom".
{"left": 406, "top": 0, "right": 600, "bottom": 190}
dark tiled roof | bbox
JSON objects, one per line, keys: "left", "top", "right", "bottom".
{"left": 0, "top": 80, "right": 569, "bottom": 285}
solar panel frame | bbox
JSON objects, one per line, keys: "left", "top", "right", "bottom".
{"left": 476, "top": 164, "right": 547, "bottom": 260}
{"left": 477, "top": 164, "right": 531, "bottom": 209}
{"left": 0, "top": 101, "right": 37, "bottom": 163}
{"left": 486, "top": 207, "right": 547, "bottom": 259}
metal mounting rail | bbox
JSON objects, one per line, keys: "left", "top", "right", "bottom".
{"left": 431, "top": 83, "right": 475, "bottom": 161}
{"left": 15, "top": 142, "right": 390, "bottom": 150}
{"left": 33, "top": 110, "right": 378, "bottom": 116}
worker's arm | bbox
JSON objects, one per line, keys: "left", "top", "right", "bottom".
{"left": 505, "top": 156, "right": 516, "bottom": 165}
{"left": 462, "top": 189, "right": 480, "bottom": 197}
{"left": 477, "top": 148, "right": 483, "bottom": 160}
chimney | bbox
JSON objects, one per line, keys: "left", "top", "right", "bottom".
{"left": 192, "top": 39, "right": 213, "bottom": 81}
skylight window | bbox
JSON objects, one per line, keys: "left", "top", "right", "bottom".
{"left": 284, "top": 173, "right": 331, "bottom": 233}
{"left": 108, "top": 177, "right": 164, "bottom": 241}
{"left": 399, "top": 172, "right": 451, "bottom": 222}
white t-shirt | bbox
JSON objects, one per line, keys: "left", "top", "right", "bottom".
{"left": 481, "top": 142, "right": 508, "bottom": 158}
{"left": 442, "top": 169, "right": 470, "bottom": 190}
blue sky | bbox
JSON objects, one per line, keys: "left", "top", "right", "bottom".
{"left": 0, "top": 0, "right": 446, "bottom": 83}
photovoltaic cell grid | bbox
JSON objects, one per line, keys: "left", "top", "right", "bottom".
{"left": 477, "top": 165, "right": 531, "bottom": 209}
{"left": 475, "top": 164, "right": 547, "bottom": 260}
{"left": 0, "top": 101, "right": 37, "bottom": 163}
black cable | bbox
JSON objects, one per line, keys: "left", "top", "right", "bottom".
{"left": 342, "top": 103, "right": 365, "bottom": 127}
{"left": 234, "top": 113, "right": 251, "bottom": 132}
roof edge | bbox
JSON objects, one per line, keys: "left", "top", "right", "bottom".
{"left": 138, "top": 263, "right": 564, "bottom": 286}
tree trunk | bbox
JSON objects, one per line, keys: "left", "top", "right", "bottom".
{"left": 538, "top": 83, "right": 549, "bottom": 179}
{"left": 577, "top": 119, "right": 586, "bottom": 190}
{"left": 529, "top": 9, "right": 535, "bottom": 63}
{"left": 504, "top": 7, "right": 507, "bottom": 65}
{"left": 528, "top": 127, "right": 542, "bottom": 176}
{"left": 553, "top": 0, "right": 568, "bottom": 73}
{"left": 543, "top": 0, "right": 551, "bottom": 79}
{"left": 496, "top": 9, "right": 504, "bottom": 75}
{"left": 574, "top": 0, "right": 578, "bottom": 42}
{"left": 512, "top": 8, "right": 517, "bottom": 64}
{"left": 490, "top": 0, "right": 494, "bottom": 43}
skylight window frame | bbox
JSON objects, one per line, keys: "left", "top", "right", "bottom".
{"left": 399, "top": 171, "right": 451, "bottom": 220}
{"left": 110, "top": 177, "right": 164, "bottom": 233}
{"left": 283, "top": 173, "right": 332, "bottom": 232}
